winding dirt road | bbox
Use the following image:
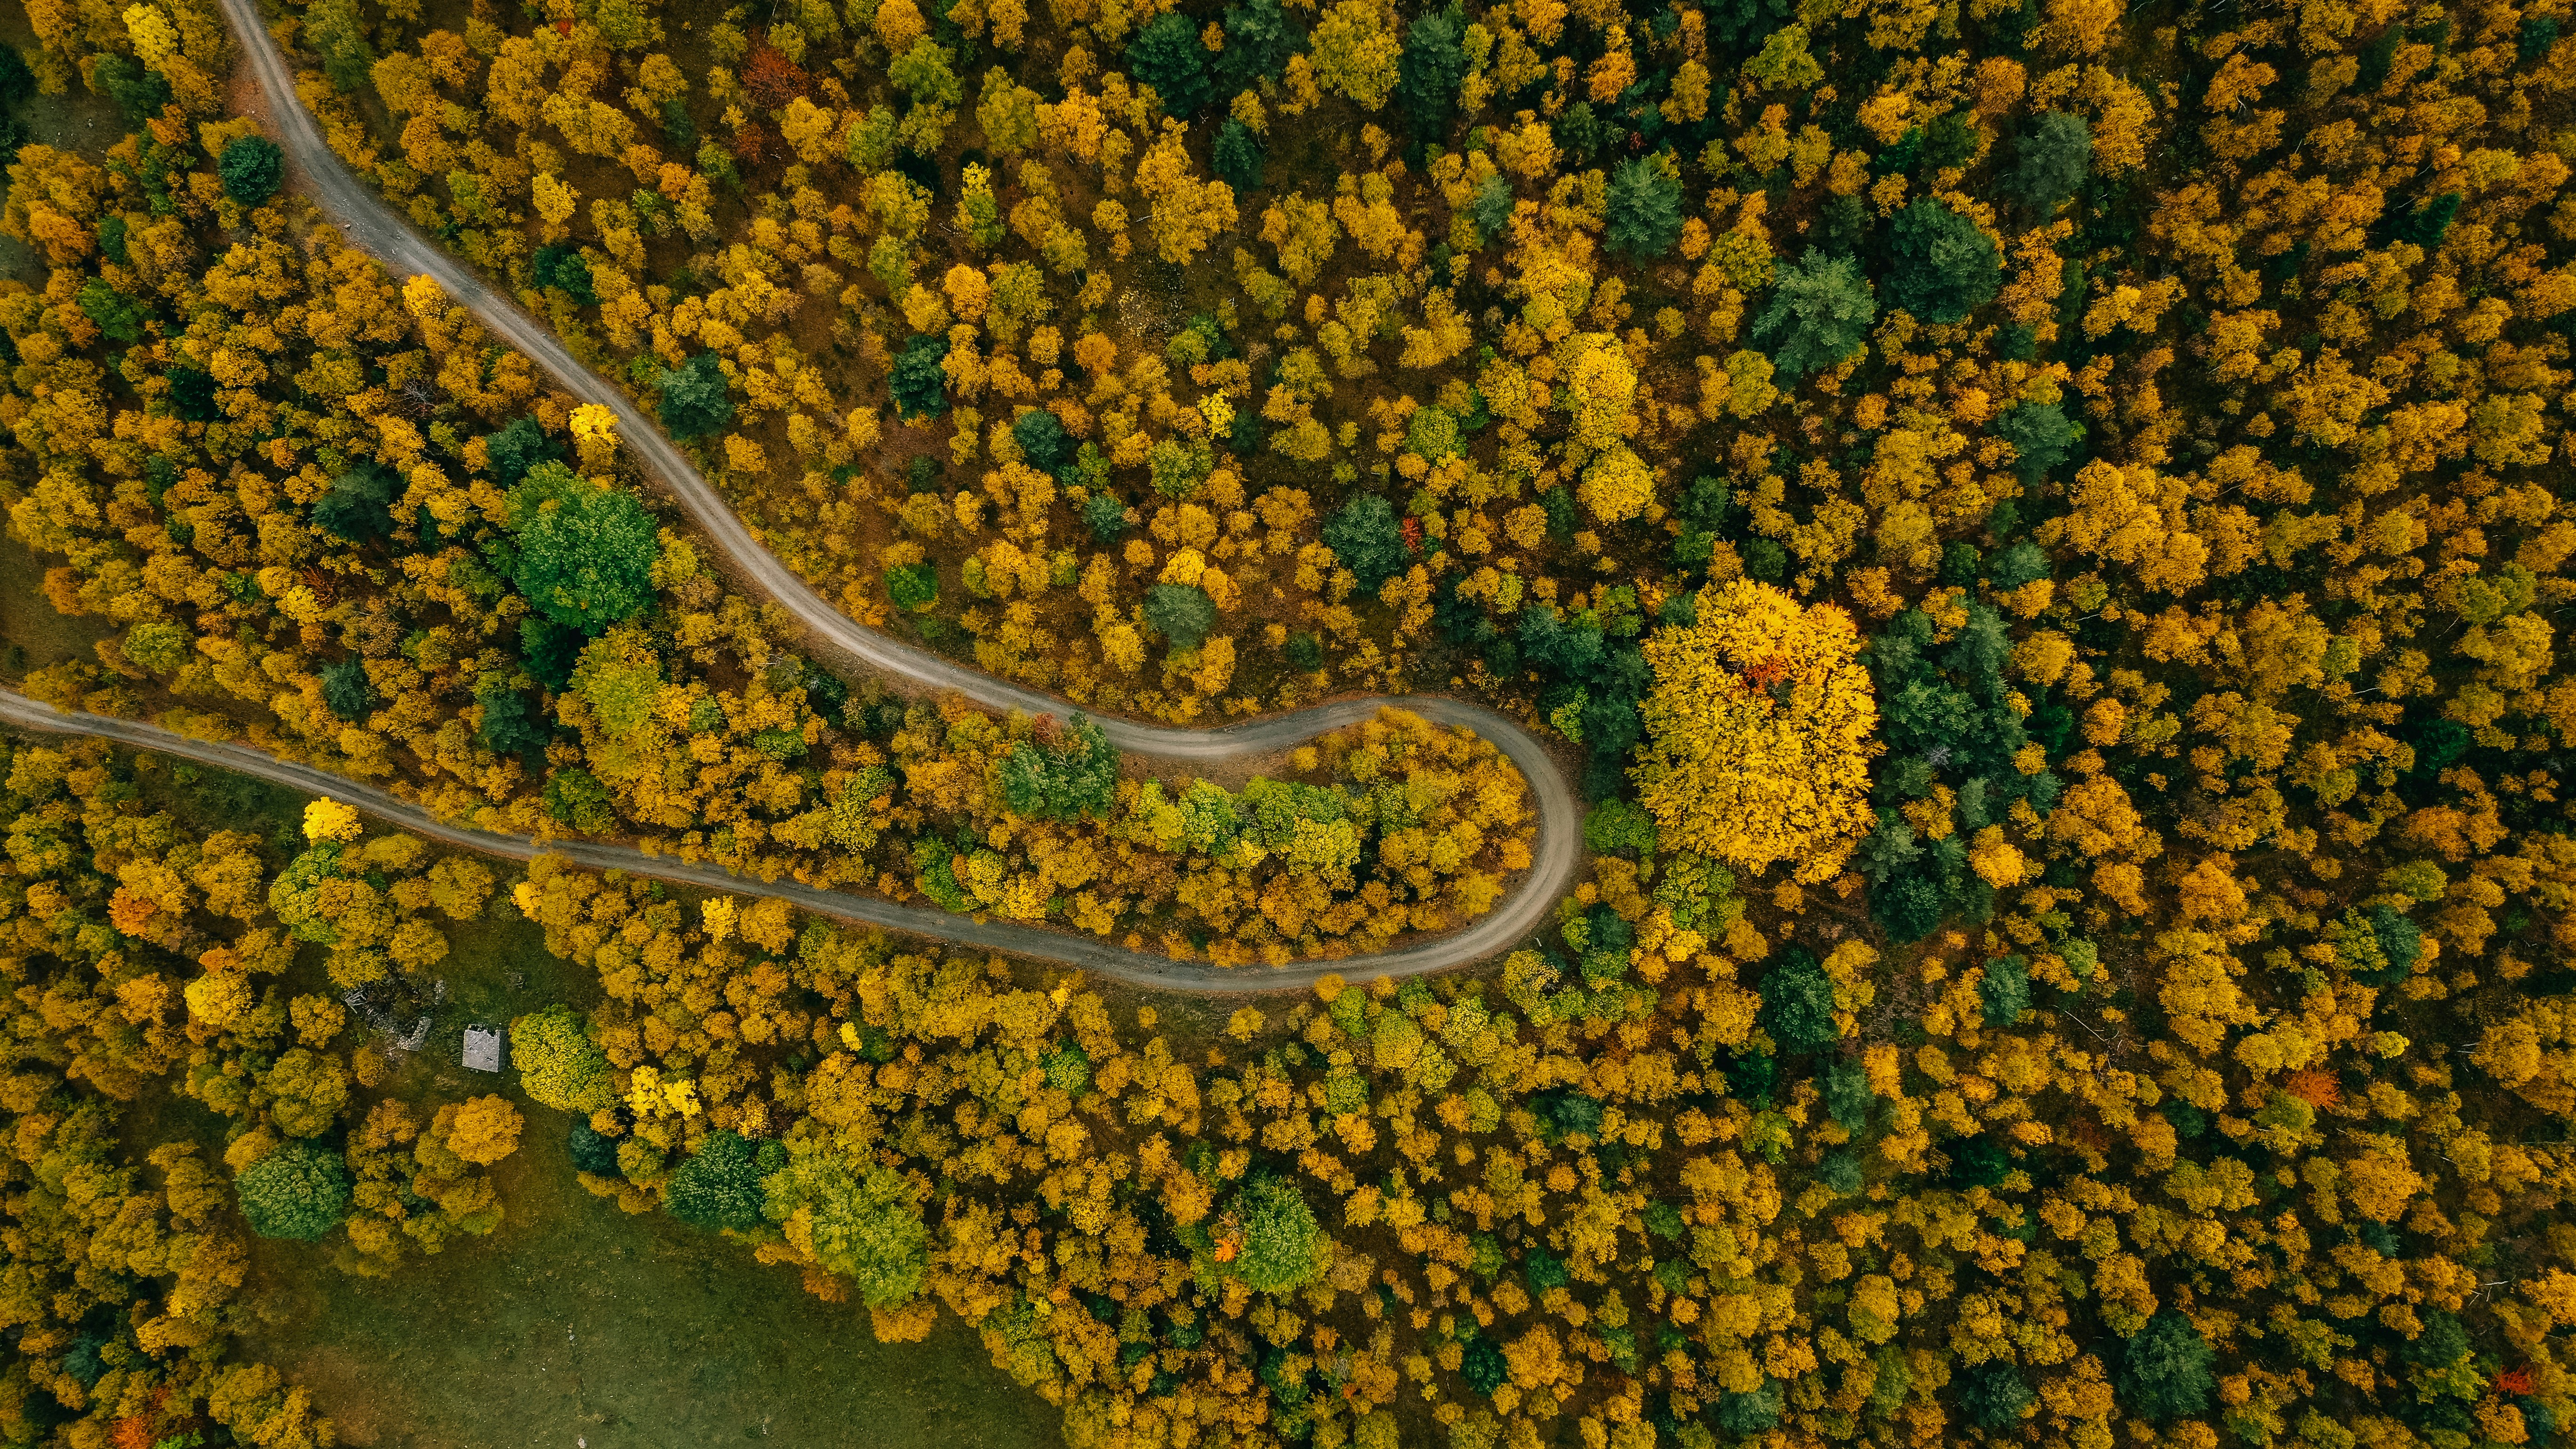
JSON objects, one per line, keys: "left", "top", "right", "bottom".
{"left": 0, "top": 1, "right": 1591, "bottom": 992}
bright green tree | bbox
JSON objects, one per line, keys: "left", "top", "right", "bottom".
{"left": 506, "top": 463, "right": 660, "bottom": 633}
{"left": 764, "top": 1148, "right": 931, "bottom": 1306}
{"left": 999, "top": 716, "right": 1119, "bottom": 821}
{"left": 236, "top": 1143, "right": 352, "bottom": 1241}
{"left": 666, "top": 1129, "right": 767, "bottom": 1232}
{"left": 1231, "top": 1175, "right": 1327, "bottom": 1292}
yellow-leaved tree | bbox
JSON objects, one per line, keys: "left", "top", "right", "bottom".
{"left": 1633, "top": 580, "right": 1878, "bottom": 882}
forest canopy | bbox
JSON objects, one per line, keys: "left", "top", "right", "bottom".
{"left": 0, "top": 0, "right": 2573, "bottom": 1441}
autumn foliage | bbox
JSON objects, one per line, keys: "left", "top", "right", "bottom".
{"left": 10, "top": 0, "right": 2576, "bottom": 1441}
{"left": 1635, "top": 580, "right": 1877, "bottom": 882}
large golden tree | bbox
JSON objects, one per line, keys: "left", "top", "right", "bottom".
{"left": 1634, "top": 579, "right": 1879, "bottom": 882}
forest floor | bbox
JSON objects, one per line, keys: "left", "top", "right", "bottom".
{"left": 0, "top": 532, "right": 115, "bottom": 679}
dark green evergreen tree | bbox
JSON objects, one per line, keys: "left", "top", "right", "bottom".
{"left": 236, "top": 1143, "right": 352, "bottom": 1241}
{"left": 1959, "top": 1363, "right": 2034, "bottom": 1430}
{"left": 665, "top": 1130, "right": 767, "bottom": 1232}
{"left": 319, "top": 659, "right": 373, "bottom": 723}
{"left": 544, "top": 766, "right": 616, "bottom": 832}
{"left": 998, "top": 717, "right": 1119, "bottom": 821}
{"left": 482, "top": 416, "right": 562, "bottom": 489}
{"left": 1321, "top": 494, "right": 1408, "bottom": 592}
{"left": 1816, "top": 193, "right": 1872, "bottom": 255}
{"left": 1886, "top": 197, "right": 2001, "bottom": 324}
{"left": 1755, "top": 946, "right": 1837, "bottom": 1054}
{"left": 2011, "top": 112, "right": 2093, "bottom": 212}
{"left": 93, "top": 54, "right": 171, "bottom": 123}
{"left": 520, "top": 617, "right": 584, "bottom": 692}
{"left": 1714, "top": 1381, "right": 1784, "bottom": 1435}
{"left": 1213, "top": 119, "right": 1265, "bottom": 192}
{"left": 1978, "top": 953, "right": 2030, "bottom": 1025}
{"left": 1470, "top": 173, "right": 1514, "bottom": 244}
{"left": 659, "top": 94, "right": 696, "bottom": 149}
{"left": 506, "top": 463, "right": 659, "bottom": 632}
{"left": 1081, "top": 491, "right": 1130, "bottom": 542}
{"left": 2117, "top": 1311, "right": 2217, "bottom": 1421}
{"left": 1012, "top": 408, "right": 1072, "bottom": 474}
{"left": 1604, "top": 157, "right": 1684, "bottom": 258}
{"left": 1127, "top": 12, "right": 1214, "bottom": 116}
{"left": 1995, "top": 400, "right": 2082, "bottom": 481}
{"left": 218, "top": 134, "right": 283, "bottom": 205}
{"left": 658, "top": 352, "right": 735, "bottom": 439}
{"left": 1396, "top": 8, "right": 1467, "bottom": 142}
{"left": 475, "top": 685, "right": 549, "bottom": 757}
{"left": 2392, "top": 192, "right": 2463, "bottom": 249}
{"left": 1823, "top": 1059, "right": 1875, "bottom": 1132}
{"left": 0, "top": 46, "right": 32, "bottom": 112}
{"left": 1143, "top": 584, "right": 1219, "bottom": 651}
{"left": 1214, "top": 0, "right": 1304, "bottom": 94}
{"left": 891, "top": 334, "right": 951, "bottom": 421}
{"left": 531, "top": 244, "right": 597, "bottom": 305}
{"left": 313, "top": 465, "right": 397, "bottom": 543}
{"left": 1751, "top": 250, "right": 1876, "bottom": 378}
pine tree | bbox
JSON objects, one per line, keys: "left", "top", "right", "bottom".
{"left": 1321, "top": 494, "right": 1407, "bottom": 591}
{"left": 891, "top": 334, "right": 951, "bottom": 421}
{"left": 219, "top": 135, "right": 284, "bottom": 205}
{"left": 1884, "top": 197, "right": 2000, "bottom": 325}
{"left": 1995, "top": 400, "right": 2082, "bottom": 482}
{"left": 506, "top": 464, "right": 660, "bottom": 632}
{"left": 1216, "top": 0, "right": 1305, "bottom": 93}
{"left": 1143, "top": 584, "right": 1218, "bottom": 652}
{"left": 659, "top": 353, "right": 736, "bottom": 439}
{"left": 1750, "top": 250, "right": 1876, "bottom": 378}
{"left": 1604, "top": 157, "right": 1683, "bottom": 258}
{"left": 1395, "top": 8, "right": 1467, "bottom": 143}
{"left": 2011, "top": 112, "right": 2092, "bottom": 212}
{"left": 2117, "top": 1312, "right": 2217, "bottom": 1421}
{"left": 1127, "top": 13, "right": 1214, "bottom": 117}
{"left": 1213, "top": 120, "right": 1264, "bottom": 193}
{"left": 998, "top": 717, "right": 1119, "bottom": 820}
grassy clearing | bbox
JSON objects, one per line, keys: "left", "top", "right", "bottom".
{"left": 234, "top": 1113, "right": 1055, "bottom": 1449}
{"left": 237, "top": 833, "right": 1054, "bottom": 1448}
{"left": 232, "top": 889, "right": 1057, "bottom": 1449}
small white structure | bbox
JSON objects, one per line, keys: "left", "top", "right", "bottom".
{"left": 462, "top": 1024, "right": 505, "bottom": 1073}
